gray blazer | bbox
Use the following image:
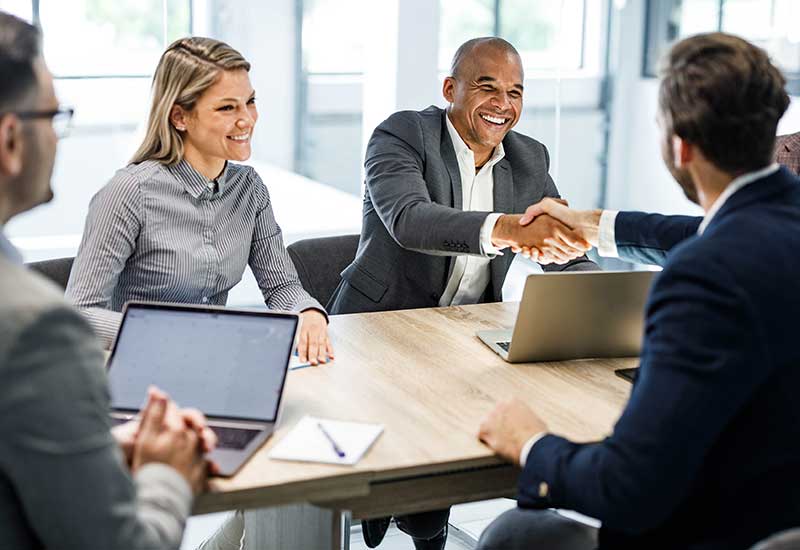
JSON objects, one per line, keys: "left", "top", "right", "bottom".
{"left": 328, "top": 106, "right": 596, "bottom": 314}
{"left": 0, "top": 254, "right": 192, "bottom": 550}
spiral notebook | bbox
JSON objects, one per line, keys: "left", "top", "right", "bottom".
{"left": 268, "top": 416, "right": 384, "bottom": 465}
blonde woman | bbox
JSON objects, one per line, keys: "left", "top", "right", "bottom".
{"left": 66, "top": 37, "right": 333, "bottom": 365}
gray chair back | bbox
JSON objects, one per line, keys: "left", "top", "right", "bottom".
{"left": 751, "top": 528, "right": 800, "bottom": 549}
{"left": 287, "top": 234, "right": 359, "bottom": 308}
{"left": 26, "top": 256, "right": 75, "bottom": 291}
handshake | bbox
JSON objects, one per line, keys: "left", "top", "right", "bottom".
{"left": 491, "top": 198, "right": 603, "bottom": 265}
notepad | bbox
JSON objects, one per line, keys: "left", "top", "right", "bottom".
{"left": 268, "top": 416, "right": 384, "bottom": 465}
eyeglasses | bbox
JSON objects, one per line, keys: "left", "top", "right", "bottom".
{"left": 14, "top": 107, "right": 75, "bottom": 138}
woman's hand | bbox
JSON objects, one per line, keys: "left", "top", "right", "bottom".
{"left": 297, "top": 309, "right": 334, "bottom": 366}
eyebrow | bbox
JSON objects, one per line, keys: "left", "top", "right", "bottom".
{"left": 216, "top": 92, "right": 256, "bottom": 103}
{"left": 476, "top": 76, "right": 524, "bottom": 91}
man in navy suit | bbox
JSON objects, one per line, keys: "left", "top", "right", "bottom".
{"left": 476, "top": 32, "right": 800, "bottom": 550}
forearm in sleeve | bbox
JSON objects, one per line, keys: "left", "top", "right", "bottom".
{"left": 0, "top": 306, "right": 192, "bottom": 550}
{"left": 365, "top": 127, "right": 490, "bottom": 257}
{"left": 66, "top": 174, "right": 141, "bottom": 346}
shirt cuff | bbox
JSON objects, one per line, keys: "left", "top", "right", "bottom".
{"left": 519, "top": 431, "right": 548, "bottom": 467}
{"left": 598, "top": 210, "right": 619, "bottom": 258}
{"left": 480, "top": 213, "right": 505, "bottom": 256}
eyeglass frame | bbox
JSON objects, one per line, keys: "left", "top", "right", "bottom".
{"left": 3, "top": 107, "right": 75, "bottom": 138}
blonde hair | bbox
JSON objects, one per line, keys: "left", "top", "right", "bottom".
{"left": 131, "top": 37, "right": 250, "bottom": 166}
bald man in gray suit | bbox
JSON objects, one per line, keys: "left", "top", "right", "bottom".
{"left": 329, "top": 37, "right": 597, "bottom": 550}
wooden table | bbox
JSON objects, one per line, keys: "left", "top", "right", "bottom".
{"left": 194, "top": 302, "right": 635, "bottom": 549}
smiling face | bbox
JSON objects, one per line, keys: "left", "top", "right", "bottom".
{"left": 443, "top": 44, "right": 524, "bottom": 165}
{"left": 171, "top": 68, "right": 257, "bottom": 177}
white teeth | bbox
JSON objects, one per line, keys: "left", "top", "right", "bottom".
{"left": 228, "top": 134, "right": 249, "bottom": 141}
{"left": 481, "top": 114, "right": 508, "bottom": 125}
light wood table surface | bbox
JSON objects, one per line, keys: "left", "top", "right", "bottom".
{"left": 193, "top": 302, "right": 636, "bottom": 548}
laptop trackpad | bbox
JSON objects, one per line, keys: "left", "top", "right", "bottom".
{"left": 211, "top": 426, "right": 261, "bottom": 450}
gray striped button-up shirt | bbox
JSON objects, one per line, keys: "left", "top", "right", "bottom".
{"left": 66, "top": 159, "right": 322, "bottom": 347}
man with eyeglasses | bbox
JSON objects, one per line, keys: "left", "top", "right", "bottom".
{"left": 0, "top": 11, "right": 217, "bottom": 550}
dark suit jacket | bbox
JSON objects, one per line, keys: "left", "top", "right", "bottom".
{"left": 615, "top": 133, "right": 800, "bottom": 267}
{"left": 328, "top": 106, "right": 595, "bottom": 314}
{"left": 520, "top": 167, "right": 800, "bottom": 549}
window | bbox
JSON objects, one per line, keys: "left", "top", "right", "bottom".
{"left": 40, "top": 0, "right": 190, "bottom": 78}
{"left": 0, "top": 0, "right": 31, "bottom": 21}
{"left": 302, "top": 0, "right": 364, "bottom": 75}
{"left": 644, "top": 0, "right": 800, "bottom": 92}
{"left": 439, "top": 0, "right": 589, "bottom": 74}
{"left": 4, "top": 0, "right": 192, "bottom": 256}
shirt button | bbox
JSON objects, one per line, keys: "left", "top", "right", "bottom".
{"left": 201, "top": 297, "right": 209, "bottom": 303}
{"left": 538, "top": 481, "right": 549, "bottom": 498}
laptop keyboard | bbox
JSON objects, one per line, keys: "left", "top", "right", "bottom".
{"left": 497, "top": 341, "right": 511, "bottom": 352}
{"left": 211, "top": 426, "right": 261, "bottom": 450}
{"left": 110, "top": 416, "right": 261, "bottom": 450}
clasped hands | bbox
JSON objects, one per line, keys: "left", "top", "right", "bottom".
{"left": 491, "top": 198, "right": 602, "bottom": 264}
{"left": 112, "top": 386, "right": 217, "bottom": 494}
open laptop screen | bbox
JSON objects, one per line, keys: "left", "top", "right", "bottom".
{"left": 107, "top": 304, "right": 297, "bottom": 422}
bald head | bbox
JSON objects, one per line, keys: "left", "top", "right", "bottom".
{"left": 442, "top": 37, "right": 524, "bottom": 168}
{"left": 450, "top": 37, "right": 522, "bottom": 80}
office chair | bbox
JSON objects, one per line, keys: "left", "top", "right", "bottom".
{"left": 751, "top": 528, "right": 800, "bottom": 549}
{"left": 287, "top": 234, "right": 359, "bottom": 307}
{"left": 26, "top": 256, "right": 74, "bottom": 291}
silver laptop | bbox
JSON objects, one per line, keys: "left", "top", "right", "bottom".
{"left": 107, "top": 301, "right": 298, "bottom": 477}
{"left": 477, "top": 271, "right": 655, "bottom": 363}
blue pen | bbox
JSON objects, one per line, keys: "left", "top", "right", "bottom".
{"left": 317, "top": 421, "right": 346, "bottom": 458}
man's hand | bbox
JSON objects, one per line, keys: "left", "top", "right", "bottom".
{"left": 132, "top": 387, "right": 209, "bottom": 494}
{"left": 111, "top": 419, "right": 139, "bottom": 466}
{"left": 112, "top": 407, "right": 217, "bottom": 468}
{"left": 492, "top": 213, "right": 590, "bottom": 265}
{"left": 298, "top": 309, "right": 334, "bottom": 366}
{"left": 478, "top": 398, "right": 548, "bottom": 466}
{"left": 519, "top": 198, "right": 602, "bottom": 248}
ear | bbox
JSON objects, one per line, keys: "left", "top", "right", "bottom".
{"left": 672, "top": 135, "right": 693, "bottom": 168}
{"left": 0, "top": 115, "right": 24, "bottom": 178}
{"left": 169, "top": 104, "right": 188, "bottom": 132}
{"left": 442, "top": 77, "right": 456, "bottom": 104}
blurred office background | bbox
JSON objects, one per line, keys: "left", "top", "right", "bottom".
{"left": 3, "top": 0, "right": 800, "bottom": 306}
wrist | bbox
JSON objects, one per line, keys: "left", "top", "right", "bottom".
{"left": 491, "top": 214, "right": 520, "bottom": 248}
{"left": 581, "top": 210, "right": 602, "bottom": 247}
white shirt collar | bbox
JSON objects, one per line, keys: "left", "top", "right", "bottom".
{"left": 0, "top": 228, "right": 23, "bottom": 264}
{"left": 445, "top": 111, "right": 505, "bottom": 170}
{"left": 697, "top": 163, "right": 780, "bottom": 235}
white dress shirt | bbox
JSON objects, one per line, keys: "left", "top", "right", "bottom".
{"left": 596, "top": 163, "right": 781, "bottom": 257}
{"left": 439, "top": 114, "right": 505, "bottom": 307}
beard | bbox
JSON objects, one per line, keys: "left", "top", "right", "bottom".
{"left": 670, "top": 165, "right": 700, "bottom": 205}
{"left": 661, "top": 132, "right": 700, "bottom": 206}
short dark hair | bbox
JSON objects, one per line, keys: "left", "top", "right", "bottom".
{"left": 659, "top": 32, "right": 789, "bottom": 174}
{"left": 0, "top": 11, "right": 42, "bottom": 112}
{"left": 450, "top": 37, "right": 521, "bottom": 78}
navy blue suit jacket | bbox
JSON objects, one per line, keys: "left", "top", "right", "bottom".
{"left": 520, "top": 167, "right": 800, "bottom": 549}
